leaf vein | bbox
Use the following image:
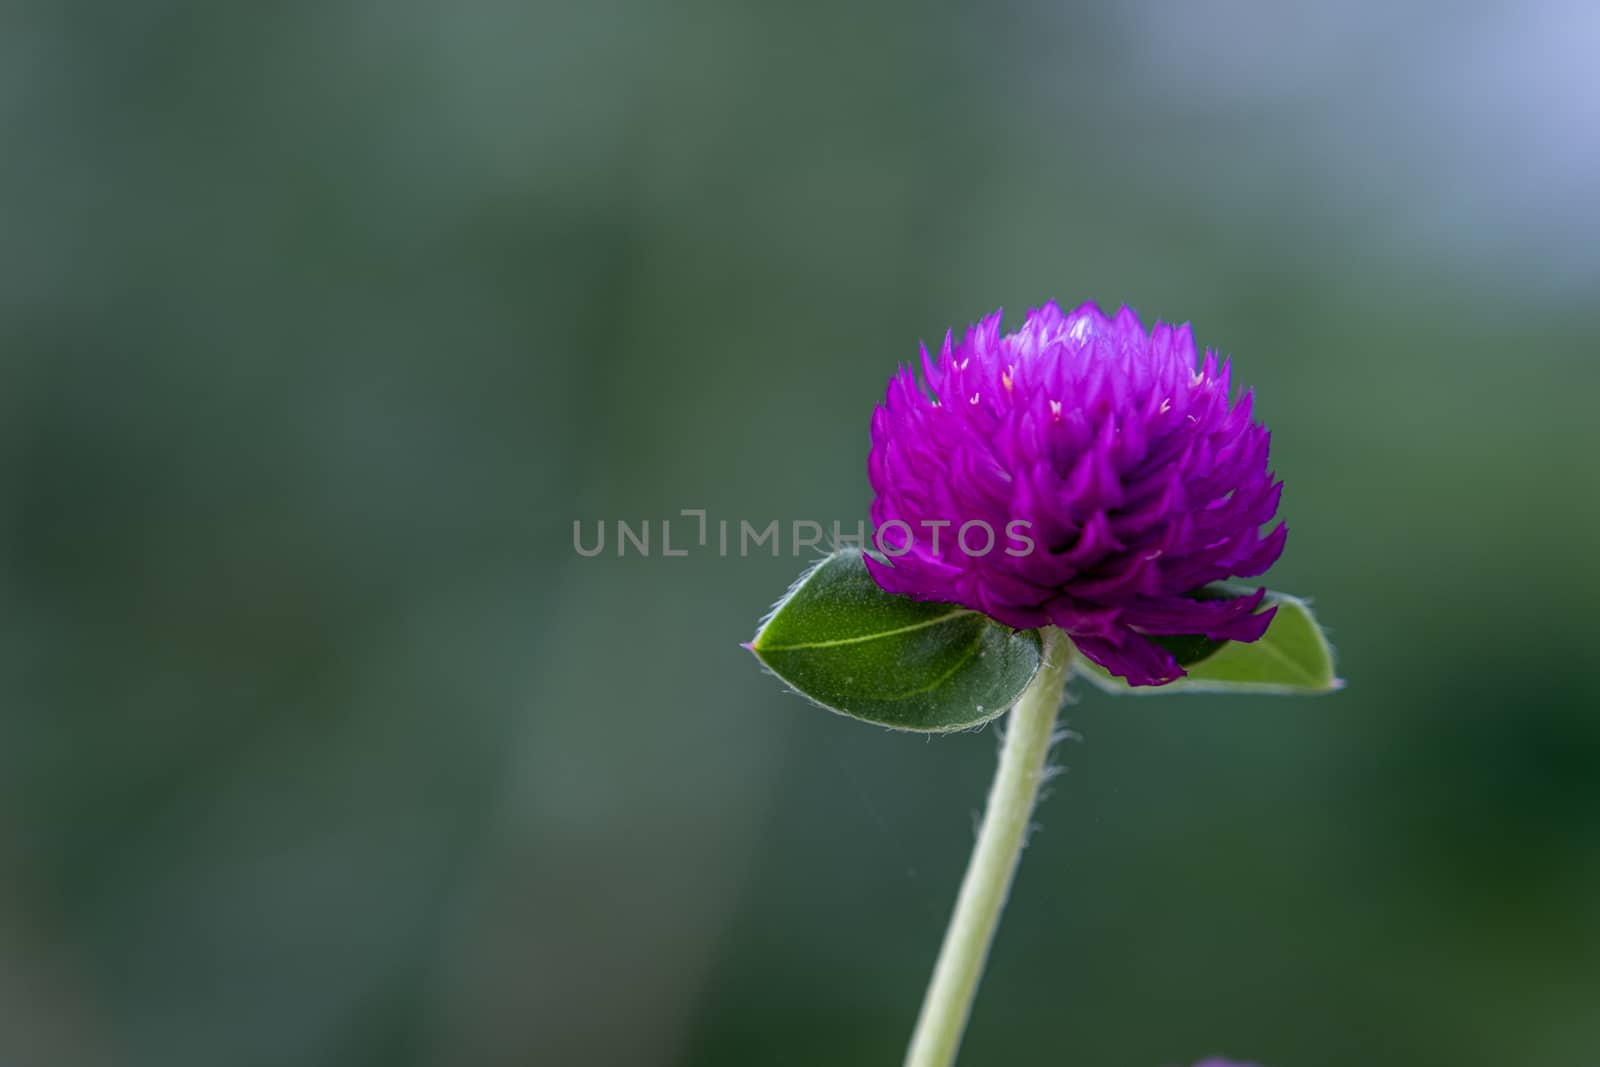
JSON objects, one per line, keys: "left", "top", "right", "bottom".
{"left": 758, "top": 608, "right": 975, "bottom": 651}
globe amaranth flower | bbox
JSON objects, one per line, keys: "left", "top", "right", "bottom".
{"left": 866, "top": 301, "right": 1287, "bottom": 687}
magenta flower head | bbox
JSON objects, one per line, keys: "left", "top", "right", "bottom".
{"left": 866, "top": 301, "right": 1287, "bottom": 687}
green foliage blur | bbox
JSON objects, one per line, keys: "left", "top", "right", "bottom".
{"left": 5, "top": 2, "right": 1598, "bottom": 1065}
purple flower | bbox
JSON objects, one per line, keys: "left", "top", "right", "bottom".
{"left": 866, "top": 301, "right": 1286, "bottom": 686}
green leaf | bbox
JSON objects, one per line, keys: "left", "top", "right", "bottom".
{"left": 747, "top": 550, "right": 1043, "bottom": 732}
{"left": 1073, "top": 582, "right": 1342, "bottom": 696}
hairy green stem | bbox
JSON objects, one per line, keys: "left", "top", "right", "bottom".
{"left": 903, "top": 626, "right": 1074, "bottom": 1067}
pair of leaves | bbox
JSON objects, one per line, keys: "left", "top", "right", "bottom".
{"left": 747, "top": 550, "right": 1339, "bottom": 732}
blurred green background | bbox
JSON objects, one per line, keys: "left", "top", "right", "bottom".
{"left": 4, "top": 2, "right": 1598, "bottom": 1065}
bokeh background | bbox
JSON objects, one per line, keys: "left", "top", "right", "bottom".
{"left": 5, "top": 2, "right": 1599, "bottom": 1065}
